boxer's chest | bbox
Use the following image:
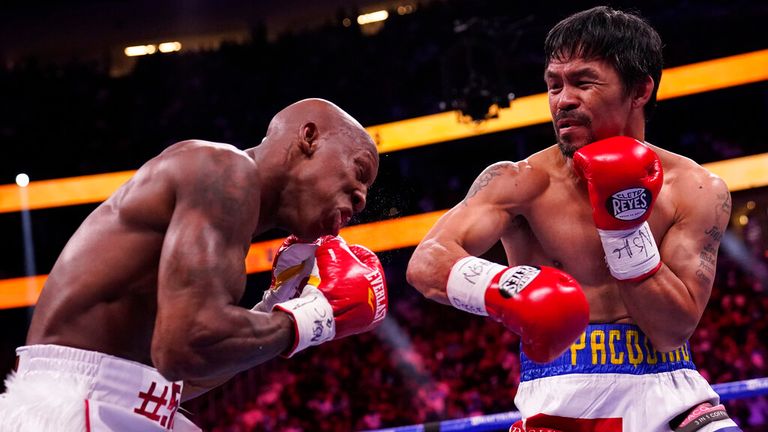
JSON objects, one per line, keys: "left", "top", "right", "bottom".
{"left": 509, "top": 178, "right": 676, "bottom": 287}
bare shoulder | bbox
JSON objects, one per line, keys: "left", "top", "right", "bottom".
{"left": 650, "top": 144, "right": 730, "bottom": 221}
{"left": 650, "top": 144, "right": 729, "bottom": 200}
{"left": 159, "top": 140, "right": 256, "bottom": 178}
{"left": 141, "top": 140, "right": 258, "bottom": 211}
{"left": 144, "top": 140, "right": 258, "bottom": 200}
{"left": 462, "top": 157, "right": 549, "bottom": 208}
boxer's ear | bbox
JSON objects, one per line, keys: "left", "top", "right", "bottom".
{"left": 298, "top": 122, "right": 319, "bottom": 156}
{"left": 631, "top": 75, "right": 654, "bottom": 110}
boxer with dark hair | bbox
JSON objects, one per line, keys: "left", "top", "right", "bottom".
{"left": 408, "top": 7, "right": 739, "bottom": 431}
{"left": 0, "top": 98, "right": 388, "bottom": 431}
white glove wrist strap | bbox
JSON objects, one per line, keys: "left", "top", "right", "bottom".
{"left": 597, "top": 221, "right": 660, "bottom": 280}
{"left": 274, "top": 286, "right": 335, "bottom": 357}
{"left": 446, "top": 256, "right": 506, "bottom": 316}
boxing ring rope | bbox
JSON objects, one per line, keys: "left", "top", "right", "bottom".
{"left": 367, "top": 377, "right": 768, "bottom": 432}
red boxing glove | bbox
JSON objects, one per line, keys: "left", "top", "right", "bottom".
{"left": 315, "top": 236, "right": 388, "bottom": 338}
{"left": 447, "top": 257, "right": 589, "bottom": 363}
{"left": 273, "top": 236, "right": 388, "bottom": 357}
{"left": 573, "top": 136, "right": 664, "bottom": 281}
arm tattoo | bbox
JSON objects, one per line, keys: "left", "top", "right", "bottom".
{"left": 704, "top": 226, "right": 723, "bottom": 242}
{"left": 695, "top": 269, "right": 712, "bottom": 286}
{"left": 698, "top": 243, "right": 717, "bottom": 274}
{"left": 712, "top": 192, "right": 732, "bottom": 230}
{"left": 698, "top": 191, "right": 730, "bottom": 287}
{"left": 696, "top": 241, "right": 717, "bottom": 286}
{"left": 190, "top": 155, "right": 250, "bottom": 227}
{"left": 704, "top": 191, "right": 730, "bottom": 248}
{"left": 463, "top": 165, "right": 504, "bottom": 205}
{"left": 717, "top": 192, "right": 732, "bottom": 216}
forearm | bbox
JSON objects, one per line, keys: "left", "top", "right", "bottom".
{"left": 407, "top": 238, "right": 468, "bottom": 304}
{"left": 619, "top": 263, "right": 700, "bottom": 351}
{"left": 154, "top": 307, "right": 294, "bottom": 381}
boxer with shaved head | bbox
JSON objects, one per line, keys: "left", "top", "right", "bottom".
{"left": 0, "top": 98, "right": 388, "bottom": 431}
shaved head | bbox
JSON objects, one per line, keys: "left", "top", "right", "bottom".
{"left": 268, "top": 98, "right": 358, "bottom": 134}
{"left": 265, "top": 98, "right": 377, "bottom": 162}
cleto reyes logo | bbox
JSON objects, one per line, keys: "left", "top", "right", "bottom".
{"left": 605, "top": 187, "right": 651, "bottom": 221}
{"left": 498, "top": 266, "right": 540, "bottom": 298}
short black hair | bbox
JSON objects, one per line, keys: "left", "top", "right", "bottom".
{"left": 544, "top": 6, "right": 663, "bottom": 119}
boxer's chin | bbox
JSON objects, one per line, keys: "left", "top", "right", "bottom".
{"left": 558, "top": 140, "right": 578, "bottom": 159}
{"left": 557, "top": 130, "right": 593, "bottom": 158}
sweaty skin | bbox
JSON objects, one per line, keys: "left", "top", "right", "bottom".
{"left": 407, "top": 57, "right": 731, "bottom": 353}
{"left": 25, "top": 99, "right": 378, "bottom": 400}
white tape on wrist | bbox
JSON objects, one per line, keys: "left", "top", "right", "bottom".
{"left": 446, "top": 256, "right": 506, "bottom": 315}
{"left": 598, "top": 221, "right": 661, "bottom": 280}
{"left": 274, "top": 285, "right": 335, "bottom": 357}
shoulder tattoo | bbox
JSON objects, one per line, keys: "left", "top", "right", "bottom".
{"left": 463, "top": 165, "right": 506, "bottom": 205}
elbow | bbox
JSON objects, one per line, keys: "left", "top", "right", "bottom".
{"left": 651, "top": 338, "right": 687, "bottom": 354}
{"left": 648, "top": 322, "right": 697, "bottom": 353}
{"left": 406, "top": 243, "right": 450, "bottom": 303}
{"left": 153, "top": 345, "right": 216, "bottom": 382}
{"left": 405, "top": 257, "right": 426, "bottom": 295}
{"left": 406, "top": 248, "right": 431, "bottom": 296}
{"left": 152, "top": 344, "right": 195, "bottom": 382}
{"left": 151, "top": 323, "right": 216, "bottom": 382}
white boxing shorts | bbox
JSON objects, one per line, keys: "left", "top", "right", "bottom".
{"left": 513, "top": 324, "right": 741, "bottom": 432}
{"left": 0, "top": 344, "right": 200, "bottom": 431}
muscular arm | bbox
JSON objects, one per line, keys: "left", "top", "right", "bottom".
{"left": 151, "top": 148, "right": 293, "bottom": 384}
{"left": 620, "top": 174, "right": 730, "bottom": 352}
{"left": 406, "top": 162, "right": 532, "bottom": 303}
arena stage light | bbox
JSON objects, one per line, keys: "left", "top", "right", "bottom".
{"left": 124, "top": 45, "right": 157, "bottom": 57}
{"left": 357, "top": 10, "right": 389, "bottom": 25}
